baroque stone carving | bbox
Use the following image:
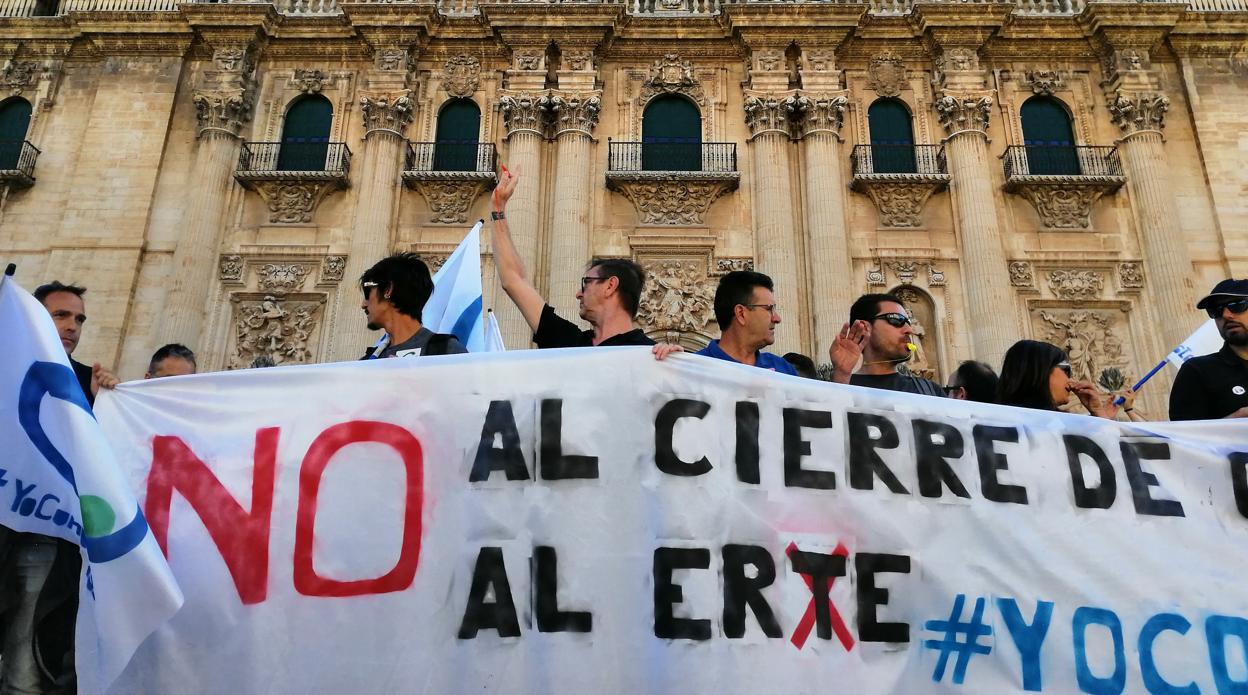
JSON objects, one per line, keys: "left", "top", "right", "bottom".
{"left": 754, "top": 50, "right": 783, "bottom": 73}
{"left": 636, "top": 260, "right": 715, "bottom": 333}
{"left": 422, "top": 254, "right": 451, "bottom": 273}
{"left": 0, "top": 61, "right": 38, "bottom": 95}
{"left": 499, "top": 92, "right": 550, "bottom": 137}
{"left": 514, "top": 51, "right": 542, "bottom": 71}
{"left": 322, "top": 255, "right": 346, "bottom": 283}
{"left": 928, "top": 265, "right": 946, "bottom": 287}
{"left": 257, "top": 263, "right": 311, "bottom": 293}
{"left": 934, "top": 93, "right": 992, "bottom": 135}
{"left": 212, "top": 47, "right": 249, "bottom": 73}
{"left": 219, "top": 255, "right": 243, "bottom": 282}
{"left": 230, "top": 295, "right": 324, "bottom": 369}
{"left": 1047, "top": 269, "right": 1104, "bottom": 300}
{"left": 1010, "top": 183, "right": 1121, "bottom": 230}
{"left": 857, "top": 182, "right": 942, "bottom": 228}
{"left": 409, "top": 180, "right": 489, "bottom": 224}
{"left": 787, "top": 93, "right": 847, "bottom": 138}
{"left": 608, "top": 176, "right": 738, "bottom": 226}
{"left": 1009, "top": 261, "right": 1035, "bottom": 288}
{"left": 292, "top": 69, "right": 327, "bottom": 95}
{"left": 805, "top": 51, "right": 834, "bottom": 74}
{"left": 251, "top": 181, "right": 341, "bottom": 224}
{"left": 641, "top": 54, "right": 705, "bottom": 106}
{"left": 887, "top": 260, "right": 919, "bottom": 285}
{"left": 565, "top": 51, "right": 592, "bottom": 72}
{"left": 1021, "top": 70, "right": 1065, "bottom": 96}
{"left": 867, "top": 262, "right": 886, "bottom": 287}
{"left": 193, "top": 88, "right": 253, "bottom": 136}
{"left": 360, "top": 90, "right": 414, "bottom": 135}
{"left": 714, "top": 258, "right": 754, "bottom": 274}
{"left": 1108, "top": 92, "right": 1169, "bottom": 135}
{"left": 1035, "top": 309, "right": 1129, "bottom": 384}
{"left": 548, "top": 92, "right": 600, "bottom": 136}
{"left": 443, "top": 54, "right": 480, "bottom": 98}
{"left": 376, "top": 48, "right": 409, "bottom": 72}
{"left": 743, "top": 93, "right": 789, "bottom": 138}
{"left": 868, "top": 52, "right": 906, "bottom": 98}
{"left": 1118, "top": 262, "right": 1144, "bottom": 289}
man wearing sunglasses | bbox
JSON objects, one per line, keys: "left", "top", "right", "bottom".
{"left": 358, "top": 254, "right": 467, "bottom": 358}
{"left": 1169, "top": 279, "right": 1248, "bottom": 420}
{"left": 829, "top": 293, "right": 944, "bottom": 397}
{"left": 695, "top": 271, "right": 797, "bottom": 375}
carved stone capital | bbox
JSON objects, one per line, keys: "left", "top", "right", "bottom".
{"left": 548, "top": 91, "right": 601, "bottom": 138}
{"left": 409, "top": 179, "right": 490, "bottom": 224}
{"left": 787, "top": 92, "right": 848, "bottom": 139}
{"left": 250, "top": 180, "right": 344, "bottom": 224}
{"left": 193, "top": 87, "right": 254, "bottom": 138}
{"left": 443, "top": 54, "right": 480, "bottom": 98}
{"left": 1007, "top": 180, "right": 1123, "bottom": 230}
{"left": 360, "top": 89, "right": 414, "bottom": 137}
{"left": 743, "top": 92, "right": 790, "bottom": 140}
{"left": 1108, "top": 91, "right": 1169, "bottom": 136}
{"left": 607, "top": 173, "right": 739, "bottom": 226}
{"left": 499, "top": 91, "right": 551, "bottom": 139}
{"left": 934, "top": 91, "right": 992, "bottom": 137}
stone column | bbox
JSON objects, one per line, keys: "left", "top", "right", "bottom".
{"left": 1108, "top": 91, "right": 1195, "bottom": 351}
{"left": 496, "top": 91, "right": 550, "bottom": 346}
{"left": 326, "top": 89, "right": 415, "bottom": 360}
{"left": 545, "top": 91, "right": 600, "bottom": 321}
{"left": 744, "top": 92, "right": 802, "bottom": 355}
{"left": 161, "top": 47, "right": 255, "bottom": 347}
{"left": 789, "top": 92, "right": 852, "bottom": 359}
{"left": 934, "top": 91, "right": 1017, "bottom": 364}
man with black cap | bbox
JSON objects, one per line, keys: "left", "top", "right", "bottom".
{"left": 1169, "top": 279, "right": 1248, "bottom": 420}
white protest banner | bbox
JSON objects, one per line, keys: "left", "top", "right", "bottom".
{"left": 95, "top": 349, "right": 1248, "bottom": 694}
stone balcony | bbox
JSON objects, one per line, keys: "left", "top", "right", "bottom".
{"left": 402, "top": 142, "right": 497, "bottom": 225}
{"left": 0, "top": 139, "right": 39, "bottom": 189}
{"left": 234, "top": 141, "right": 351, "bottom": 224}
{"left": 850, "top": 144, "right": 950, "bottom": 228}
{"left": 605, "top": 141, "right": 740, "bottom": 226}
{"left": 1001, "top": 145, "right": 1126, "bottom": 230}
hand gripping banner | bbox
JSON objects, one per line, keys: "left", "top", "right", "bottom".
{"left": 94, "top": 349, "right": 1248, "bottom": 694}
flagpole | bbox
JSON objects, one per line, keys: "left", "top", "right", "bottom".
{"left": 1113, "top": 357, "right": 1168, "bottom": 407}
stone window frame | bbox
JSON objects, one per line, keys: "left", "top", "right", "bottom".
{"left": 998, "top": 68, "right": 1096, "bottom": 150}
{"left": 415, "top": 59, "right": 498, "bottom": 147}
{"left": 253, "top": 68, "right": 354, "bottom": 144}
{"left": 616, "top": 60, "right": 727, "bottom": 144}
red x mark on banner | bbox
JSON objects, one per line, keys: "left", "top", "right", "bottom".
{"left": 786, "top": 541, "right": 855, "bottom": 651}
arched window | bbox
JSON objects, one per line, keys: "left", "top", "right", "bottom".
{"left": 277, "top": 95, "right": 332, "bottom": 171}
{"left": 642, "top": 95, "right": 701, "bottom": 172}
{"left": 434, "top": 99, "right": 481, "bottom": 172}
{"left": 867, "top": 98, "right": 916, "bottom": 174}
{"left": 1020, "top": 96, "right": 1079, "bottom": 175}
{"left": 0, "top": 97, "right": 32, "bottom": 171}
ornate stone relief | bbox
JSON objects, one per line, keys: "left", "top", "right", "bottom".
{"left": 1118, "top": 262, "right": 1143, "bottom": 289}
{"left": 856, "top": 181, "right": 944, "bottom": 228}
{"left": 408, "top": 180, "right": 490, "bottom": 225}
{"left": 250, "top": 181, "right": 342, "bottom": 224}
{"left": 1009, "top": 183, "right": 1122, "bottom": 230}
{"left": 928, "top": 265, "right": 946, "bottom": 287}
{"left": 499, "top": 91, "right": 551, "bottom": 137}
{"left": 322, "top": 255, "right": 347, "bottom": 283}
{"left": 292, "top": 69, "right": 327, "bottom": 95}
{"left": 0, "top": 61, "right": 38, "bottom": 95}
{"left": 229, "top": 294, "right": 325, "bottom": 369}
{"left": 513, "top": 51, "right": 542, "bottom": 71}
{"left": 421, "top": 253, "right": 451, "bottom": 274}
{"left": 754, "top": 49, "right": 783, "bottom": 73}
{"left": 193, "top": 89, "right": 254, "bottom": 137}
{"left": 1047, "top": 269, "right": 1104, "bottom": 300}
{"left": 787, "top": 93, "right": 847, "bottom": 138}
{"left": 1107, "top": 91, "right": 1169, "bottom": 134}
{"left": 220, "top": 255, "right": 244, "bottom": 282}
{"left": 360, "top": 90, "right": 415, "bottom": 135}
{"left": 548, "top": 92, "right": 601, "bottom": 137}
{"left": 636, "top": 259, "right": 716, "bottom": 334}
{"left": 872, "top": 259, "right": 946, "bottom": 288}
{"left": 714, "top": 258, "right": 754, "bottom": 274}
{"left": 640, "top": 54, "right": 706, "bottom": 106}
{"left": 1008, "top": 261, "right": 1035, "bottom": 289}
{"left": 212, "top": 46, "right": 251, "bottom": 73}
{"left": 565, "top": 51, "right": 593, "bottom": 72}
{"left": 443, "top": 54, "right": 481, "bottom": 98}
{"left": 888, "top": 260, "right": 919, "bottom": 284}
{"left": 1034, "top": 308, "right": 1130, "bottom": 384}
{"left": 866, "top": 262, "right": 886, "bottom": 287}
{"left": 743, "top": 93, "right": 789, "bottom": 138}
{"left": 867, "top": 52, "right": 906, "bottom": 98}
{"left": 376, "top": 48, "right": 410, "bottom": 72}
{"left": 934, "top": 93, "right": 992, "bottom": 135}
{"left": 805, "top": 51, "right": 835, "bottom": 75}
{"left": 941, "top": 48, "right": 979, "bottom": 73}
{"left": 257, "top": 263, "right": 312, "bottom": 293}
{"left": 608, "top": 176, "right": 737, "bottom": 226}
{"left": 1021, "top": 70, "right": 1065, "bottom": 96}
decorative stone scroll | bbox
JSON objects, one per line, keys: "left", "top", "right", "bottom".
{"left": 360, "top": 90, "right": 414, "bottom": 136}
{"left": 1047, "top": 269, "right": 1104, "bottom": 300}
{"left": 636, "top": 259, "right": 716, "bottom": 334}
{"left": 866, "top": 262, "right": 886, "bottom": 287}
{"left": 408, "top": 180, "right": 490, "bottom": 225}
{"left": 855, "top": 181, "right": 945, "bottom": 228}
{"left": 219, "top": 255, "right": 244, "bottom": 282}
{"left": 250, "top": 181, "right": 343, "bottom": 224}
{"left": 607, "top": 175, "right": 738, "bottom": 226}
{"left": 322, "top": 255, "right": 347, "bottom": 283}
{"left": 867, "top": 52, "right": 906, "bottom": 98}
{"left": 714, "top": 258, "right": 754, "bottom": 275}
{"left": 229, "top": 294, "right": 325, "bottom": 369}
{"left": 934, "top": 92, "right": 992, "bottom": 136}
{"left": 1107, "top": 91, "right": 1169, "bottom": 135}
{"left": 376, "top": 47, "right": 410, "bottom": 73}
{"left": 1009, "top": 183, "right": 1122, "bottom": 230}
{"left": 443, "top": 54, "right": 481, "bottom": 98}
{"left": 1021, "top": 70, "right": 1065, "bottom": 96}
{"left": 212, "top": 46, "right": 251, "bottom": 73}
{"left": 640, "top": 54, "right": 705, "bottom": 107}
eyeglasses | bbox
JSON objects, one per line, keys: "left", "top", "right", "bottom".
{"left": 1206, "top": 298, "right": 1248, "bottom": 319}
{"left": 872, "top": 312, "right": 911, "bottom": 328}
{"left": 744, "top": 303, "right": 777, "bottom": 314}
{"left": 942, "top": 385, "right": 963, "bottom": 394}
{"left": 580, "top": 276, "right": 608, "bottom": 291}
{"left": 362, "top": 281, "right": 378, "bottom": 295}
{"left": 1056, "top": 361, "right": 1073, "bottom": 377}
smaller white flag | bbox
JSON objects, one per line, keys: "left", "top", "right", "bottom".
{"left": 484, "top": 309, "right": 506, "bottom": 353}
{"left": 423, "top": 221, "right": 486, "bottom": 352}
{"left": 1166, "top": 319, "right": 1222, "bottom": 369}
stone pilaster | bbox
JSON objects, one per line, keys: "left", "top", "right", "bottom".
{"left": 744, "top": 91, "right": 802, "bottom": 355}
{"left": 161, "top": 44, "right": 256, "bottom": 348}
{"left": 546, "top": 91, "right": 600, "bottom": 322}
{"left": 789, "top": 91, "right": 852, "bottom": 359}
{"left": 496, "top": 91, "right": 550, "bottom": 347}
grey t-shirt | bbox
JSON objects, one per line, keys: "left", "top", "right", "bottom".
{"left": 850, "top": 372, "right": 945, "bottom": 397}
{"left": 377, "top": 327, "right": 467, "bottom": 358}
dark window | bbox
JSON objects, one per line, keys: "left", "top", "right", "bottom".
{"left": 0, "top": 97, "right": 32, "bottom": 170}
{"left": 1020, "top": 96, "right": 1079, "bottom": 176}
{"left": 642, "top": 95, "right": 701, "bottom": 171}
{"left": 277, "top": 95, "right": 332, "bottom": 171}
{"left": 867, "top": 98, "right": 916, "bottom": 174}
{"left": 434, "top": 99, "right": 481, "bottom": 172}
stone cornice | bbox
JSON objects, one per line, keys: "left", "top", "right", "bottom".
{"left": 480, "top": 3, "right": 623, "bottom": 29}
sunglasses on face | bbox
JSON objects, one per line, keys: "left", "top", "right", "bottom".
{"left": 580, "top": 276, "right": 607, "bottom": 291}
{"left": 872, "top": 312, "right": 911, "bottom": 328}
{"left": 1206, "top": 298, "right": 1248, "bottom": 319}
{"left": 1055, "top": 361, "right": 1073, "bottom": 377}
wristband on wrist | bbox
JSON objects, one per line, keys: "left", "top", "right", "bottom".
{"left": 491, "top": 210, "right": 505, "bottom": 221}
{"left": 1124, "top": 407, "right": 1134, "bottom": 412}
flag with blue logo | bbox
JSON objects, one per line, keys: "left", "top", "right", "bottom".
{"left": 423, "top": 220, "right": 504, "bottom": 352}
{"left": 0, "top": 274, "right": 183, "bottom": 694}
{"left": 1165, "top": 319, "right": 1222, "bottom": 369}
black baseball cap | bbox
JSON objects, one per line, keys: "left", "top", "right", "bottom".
{"left": 1195, "top": 278, "right": 1248, "bottom": 310}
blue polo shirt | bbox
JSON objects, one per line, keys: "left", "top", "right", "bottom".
{"left": 697, "top": 339, "right": 798, "bottom": 376}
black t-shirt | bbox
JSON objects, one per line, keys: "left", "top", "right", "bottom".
{"left": 850, "top": 372, "right": 945, "bottom": 398}
{"left": 70, "top": 357, "right": 94, "bottom": 407}
{"left": 1169, "top": 344, "right": 1248, "bottom": 421}
{"left": 533, "top": 304, "right": 655, "bottom": 348}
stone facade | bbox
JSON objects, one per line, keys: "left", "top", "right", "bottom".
{"left": 1, "top": 0, "right": 1245, "bottom": 416}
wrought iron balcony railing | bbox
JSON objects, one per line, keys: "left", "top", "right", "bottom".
{"left": 607, "top": 141, "right": 737, "bottom": 174}
{"left": 236, "top": 141, "right": 351, "bottom": 179}
{"left": 851, "top": 144, "right": 947, "bottom": 178}
{"left": 405, "top": 142, "right": 496, "bottom": 178}
{"left": 1002, "top": 145, "right": 1124, "bottom": 180}
{"left": 0, "top": 140, "right": 39, "bottom": 187}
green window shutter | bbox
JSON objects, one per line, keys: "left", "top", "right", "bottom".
{"left": 278, "top": 96, "right": 333, "bottom": 171}
{"left": 0, "top": 98, "right": 32, "bottom": 170}
{"left": 1020, "top": 96, "right": 1079, "bottom": 175}
{"left": 434, "top": 99, "right": 481, "bottom": 172}
{"left": 867, "top": 98, "right": 916, "bottom": 174}
{"left": 642, "top": 95, "right": 701, "bottom": 171}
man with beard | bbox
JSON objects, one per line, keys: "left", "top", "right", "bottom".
{"left": 828, "top": 293, "right": 944, "bottom": 397}
{"left": 357, "top": 253, "right": 467, "bottom": 359}
{"left": 1169, "top": 279, "right": 1248, "bottom": 420}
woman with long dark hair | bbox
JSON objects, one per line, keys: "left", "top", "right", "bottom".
{"left": 997, "top": 340, "right": 1117, "bottom": 418}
